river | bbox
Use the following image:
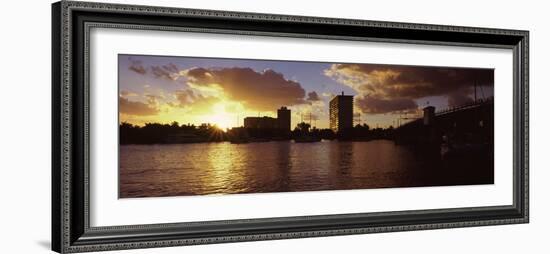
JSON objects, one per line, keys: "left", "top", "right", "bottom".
{"left": 119, "top": 140, "right": 493, "bottom": 198}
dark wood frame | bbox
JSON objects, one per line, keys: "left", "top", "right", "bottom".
{"left": 52, "top": 1, "right": 529, "bottom": 253}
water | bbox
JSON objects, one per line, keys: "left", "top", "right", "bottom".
{"left": 119, "top": 140, "right": 493, "bottom": 198}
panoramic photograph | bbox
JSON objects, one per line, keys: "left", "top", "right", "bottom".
{"left": 118, "top": 54, "right": 494, "bottom": 198}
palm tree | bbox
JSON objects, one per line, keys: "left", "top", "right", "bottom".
{"left": 296, "top": 122, "right": 311, "bottom": 133}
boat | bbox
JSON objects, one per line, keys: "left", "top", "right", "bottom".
{"left": 294, "top": 135, "right": 321, "bottom": 143}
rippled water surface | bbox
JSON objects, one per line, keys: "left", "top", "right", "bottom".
{"left": 120, "top": 140, "right": 493, "bottom": 198}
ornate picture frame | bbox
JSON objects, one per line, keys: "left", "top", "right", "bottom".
{"left": 52, "top": 1, "right": 529, "bottom": 253}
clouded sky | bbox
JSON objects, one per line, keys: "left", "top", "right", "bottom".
{"left": 119, "top": 54, "right": 494, "bottom": 129}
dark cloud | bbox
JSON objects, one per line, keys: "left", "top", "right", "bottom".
{"left": 447, "top": 88, "right": 474, "bottom": 107}
{"left": 163, "top": 63, "right": 179, "bottom": 73}
{"left": 119, "top": 96, "right": 159, "bottom": 116}
{"left": 184, "top": 67, "right": 307, "bottom": 111}
{"left": 127, "top": 59, "right": 180, "bottom": 80}
{"left": 355, "top": 96, "right": 418, "bottom": 114}
{"left": 128, "top": 59, "right": 146, "bottom": 75}
{"left": 325, "top": 63, "right": 493, "bottom": 114}
{"left": 306, "top": 91, "right": 321, "bottom": 101}
{"left": 152, "top": 63, "right": 180, "bottom": 81}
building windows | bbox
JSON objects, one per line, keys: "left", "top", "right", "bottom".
{"left": 329, "top": 93, "right": 354, "bottom": 133}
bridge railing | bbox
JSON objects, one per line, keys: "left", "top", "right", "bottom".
{"left": 435, "top": 97, "right": 493, "bottom": 116}
{"left": 396, "top": 97, "right": 494, "bottom": 130}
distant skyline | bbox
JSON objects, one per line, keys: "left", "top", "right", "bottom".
{"left": 118, "top": 54, "right": 494, "bottom": 129}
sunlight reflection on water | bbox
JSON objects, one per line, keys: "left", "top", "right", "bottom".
{"left": 119, "top": 140, "right": 491, "bottom": 198}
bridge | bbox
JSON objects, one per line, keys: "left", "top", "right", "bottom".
{"left": 393, "top": 98, "right": 494, "bottom": 147}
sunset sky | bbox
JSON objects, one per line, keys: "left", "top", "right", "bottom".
{"left": 118, "top": 54, "right": 494, "bottom": 130}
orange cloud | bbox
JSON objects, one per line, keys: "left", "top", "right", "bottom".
{"left": 170, "top": 89, "right": 221, "bottom": 114}
{"left": 183, "top": 67, "right": 307, "bottom": 111}
{"left": 120, "top": 90, "right": 138, "bottom": 97}
{"left": 119, "top": 96, "right": 159, "bottom": 116}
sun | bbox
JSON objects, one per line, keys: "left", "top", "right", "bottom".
{"left": 207, "top": 102, "right": 234, "bottom": 130}
{"left": 209, "top": 113, "right": 232, "bottom": 130}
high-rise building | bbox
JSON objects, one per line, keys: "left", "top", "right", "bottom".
{"left": 277, "top": 107, "right": 291, "bottom": 131}
{"left": 329, "top": 92, "right": 354, "bottom": 133}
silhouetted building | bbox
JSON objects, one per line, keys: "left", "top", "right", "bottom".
{"left": 330, "top": 92, "right": 354, "bottom": 133}
{"left": 244, "top": 116, "right": 278, "bottom": 129}
{"left": 277, "top": 107, "right": 291, "bottom": 131}
{"left": 423, "top": 106, "right": 435, "bottom": 126}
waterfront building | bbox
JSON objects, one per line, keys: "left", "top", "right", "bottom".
{"left": 277, "top": 107, "right": 291, "bottom": 131}
{"left": 329, "top": 92, "right": 354, "bottom": 133}
{"left": 244, "top": 116, "right": 278, "bottom": 129}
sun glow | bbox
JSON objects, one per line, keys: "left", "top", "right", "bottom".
{"left": 206, "top": 102, "right": 235, "bottom": 130}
